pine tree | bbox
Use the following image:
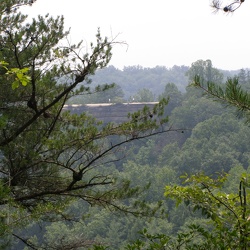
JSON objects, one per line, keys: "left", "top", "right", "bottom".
{"left": 0, "top": 1, "right": 172, "bottom": 247}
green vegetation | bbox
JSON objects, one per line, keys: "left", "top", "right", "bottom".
{"left": 1, "top": 1, "right": 250, "bottom": 249}
{"left": 0, "top": 1, "right": 170, "bottom": 248}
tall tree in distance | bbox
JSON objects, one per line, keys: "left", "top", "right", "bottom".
{"left": 186, "top": 59, "right": 223, "bottom": 84}
{"left": 134, "top": 88, "right": 155, "bottom": 102}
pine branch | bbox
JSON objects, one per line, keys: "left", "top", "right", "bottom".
{"left": 211, "top": 0, "right": 245, "bottom": 13}
{"left": 192, "top": 76, "right": 250, "bottom": 121}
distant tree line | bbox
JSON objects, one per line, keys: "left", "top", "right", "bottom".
{"left": 68, "top": 60, "right": 242, "bottom": 105}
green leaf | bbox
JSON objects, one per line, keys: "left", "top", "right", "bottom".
{"left": 12, "top": 80, "right": 19, "bottom": 90}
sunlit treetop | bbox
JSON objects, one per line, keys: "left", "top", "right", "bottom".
{"left": 211, "top": 0, "right": 245, "bottom": 12}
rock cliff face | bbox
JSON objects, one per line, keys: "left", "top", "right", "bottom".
{"left": 64, "top": 102, "right": 158, "bottom": 123}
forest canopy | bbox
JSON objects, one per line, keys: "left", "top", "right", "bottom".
{"left": 1, "top": 0, "right": 250, "bottom": 249}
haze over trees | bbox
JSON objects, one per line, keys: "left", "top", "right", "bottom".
{"left": 27, "top": 66, "right": 250, "bottom": 249}
{"left": 1, "top": 0, "right": 250, "bottom": 249}
{"left": 68, "top": 62, "right": 238, "bottom": 105}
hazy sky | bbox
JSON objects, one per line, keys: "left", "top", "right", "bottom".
{"left": 23, "top": 0, "right": 250, "bottom": 70}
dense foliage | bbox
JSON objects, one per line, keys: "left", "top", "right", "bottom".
{"left": 4, "top": 61, "right": 248, "bottom": 249}
{"left": 1, "top": 1, "right": 250, "bottom": 249}
{"left": 0, "top": 1, "right": 172, "bottom": 248}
